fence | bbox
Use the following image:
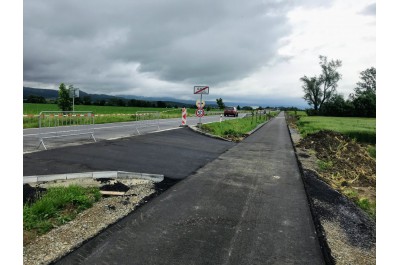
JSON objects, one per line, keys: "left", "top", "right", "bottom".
{"left": 38, "top": 111, "right": 96, "bottom": 150}
{"left": 135, "top": 111, "right": 160, "bottom": 134}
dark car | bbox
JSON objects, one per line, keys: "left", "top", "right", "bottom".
{"left": 224, "top": 107, "right": 238, "bottom": 117}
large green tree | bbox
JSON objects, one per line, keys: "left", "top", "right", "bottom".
{"left": 216, "top": 98, "right": 225, "bottom": 109}
{"left": 351, "top": 67, "right": 376, "bottom": 117}
{"left": 58, "top": 83, "right": 72, "bottom": 111}
{"left": 300, "top": 76, "right": 322, "bottom": 111}
{"left": 301, "top": 55, "right": 342, "bottom": 112}
{"left": 354, "top": 67, "right": 376, "bottom": 96}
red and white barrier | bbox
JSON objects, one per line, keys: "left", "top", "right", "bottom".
{"left": 181, "top": 107, "right": 187, "bottom": 126}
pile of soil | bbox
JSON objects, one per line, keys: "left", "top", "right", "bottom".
{"left": 297, "top": 130, "right": 375, "bottom": 188}
{"left": 23, "top": 184, "right": 47, "bottom": 205}
{"left": 99, "top": 181, "right": 130, "bottom": 192}
{"left": 291, "top": 128, "right": 376, "bottom": 264}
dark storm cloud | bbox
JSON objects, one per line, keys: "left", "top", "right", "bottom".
{"left": 24, "top": 0, "right": 328, "bottom": 94}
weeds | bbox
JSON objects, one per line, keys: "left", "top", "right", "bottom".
{"left": 317, "top": 159, "right": 334, "bottom": 170}
{"left": 24, "top": 185, "right": 101, "bottom": 240}
{"left": 356, "top": 198, "right": 376, "bottom": 218}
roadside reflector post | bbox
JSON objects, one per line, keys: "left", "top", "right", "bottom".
{"left": 180, "top": 107, "right": 188, "bottom": 127}
{"left": 220, "top": 114, "right": 223, "bottom": 123}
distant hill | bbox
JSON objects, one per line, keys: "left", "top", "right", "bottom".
{"left": 23, "top": 87, "right": 122, "bottom": 101}
{"left": 23, "top": 87, "right": 59, "bottom": 99}
{"left": 23, "top": 87, "right": 305, "bottom": 109}
{"left": 23, "top": 87, "right": 199, "bottom": 107}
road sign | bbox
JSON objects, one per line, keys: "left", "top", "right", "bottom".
{"left": 194, "top": 86, "right": 209, "bottom": 94}
{"left": 69, "top": 88, "right": 79, "bottom": 98}
{"left": 196, "top": 100, "right": 206, "bottom": 108}
{"left": 196, "top": 108, "right": 205, "bottom": 117}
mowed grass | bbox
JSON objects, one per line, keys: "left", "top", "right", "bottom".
{"left": 23, "top": 185, "right": 101, "bottom": 244}
{"left": 296, "top": 115, "right": 376, "bottom": 144}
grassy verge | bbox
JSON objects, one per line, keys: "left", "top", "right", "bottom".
{"left": 201, "top": 112, "right": 278, "bottom": 141}
{"left": 286, "top": 111, "right": 376, "bottom": 218}
{"left": 23, "top": 185, "right": 101, "bottom": 244}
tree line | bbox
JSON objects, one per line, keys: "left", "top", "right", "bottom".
{"left": 301, "top": 55, "right": 375, "bottom": 117}
{"left": 26, "top": 83, "right": 186, "bottom": 111}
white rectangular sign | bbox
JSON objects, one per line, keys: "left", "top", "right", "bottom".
{"left": 69, "top": 88, "right": 80, "bottom": 98}
{"left": 194, "top": 86, "right": 209, "bottom": 94}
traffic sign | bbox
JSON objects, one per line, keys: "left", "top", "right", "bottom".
{"left": 194, "top": 86, "right": 209, "bottom": 94}
{"left": 196, "top": 100, "right": 206, "bottom": 108}
{"left": 196, "top": 109, "right": 205, "bottom": 117}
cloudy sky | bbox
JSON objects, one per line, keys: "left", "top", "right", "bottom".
{"left": 23, "top": 0, "right": 375, "bottom": 107}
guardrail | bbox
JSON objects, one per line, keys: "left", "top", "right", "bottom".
{"left": 135, "top": 111, "right": 160, "bottom": 134}
{"left": 38, "top": 111, "right": 96, "bottom": 150}
{"left": 204, "top": 111, "right": 223, "bottom": 116}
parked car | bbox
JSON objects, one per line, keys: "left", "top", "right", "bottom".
{"left": 224, "top": 107, "right": 238, "bottom": 117}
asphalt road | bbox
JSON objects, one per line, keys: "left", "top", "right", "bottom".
{"left": 23, "top": 127, "right": 236, "bottom": 179}
{"left": 54, "top": 112, "right": 325, "bottom": 264}
{"left": 23, "top": 114, "right": 244, "bottom": 153}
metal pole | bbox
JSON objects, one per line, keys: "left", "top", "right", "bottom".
{"left": 72, "top": 90, "right": 75, "bottom": 112}
{"left": 199, "top": 93, "right": 202, "bottom": 125}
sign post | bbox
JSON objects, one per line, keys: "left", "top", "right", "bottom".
{"left": 69, "top": 87, "right": 80, "bottom": 112}
{"left": 194, "top": 86, "right": 209, "bottom": 126}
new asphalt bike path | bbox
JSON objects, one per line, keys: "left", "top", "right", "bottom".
{"left": 55, "top": 112, "right": 325, "bottom": 264}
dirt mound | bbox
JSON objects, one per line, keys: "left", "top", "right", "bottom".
{"left": 23, "top": 184, "right": 47, "bottom": 205}
{"left": 297, "top": 130, "right": 375, "bottom": 187}
{"left": 100, "top": 181, "right": 130, "bottom": 192}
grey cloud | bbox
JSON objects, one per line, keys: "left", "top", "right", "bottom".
{"left": 24, "top": 0, "right": 329, "bottom": 95}
{"left": 360, "top": 3, "right": 376, "bottom": 16}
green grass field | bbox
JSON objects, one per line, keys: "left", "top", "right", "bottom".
{"left": 287, "top": 111, "right": 376, "bottom": 144}
{"left": 23, "top": 103, "right": 183, "bottom": 115}
{"left": 23, "top": 103, "right": 195, "bottom": 128}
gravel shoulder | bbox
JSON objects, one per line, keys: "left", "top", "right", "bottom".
{"left": 23, "top": 178, "right": 160, "bottom": 265}
{"left": 287, "top": 126, "right": 376, "bottom": 265}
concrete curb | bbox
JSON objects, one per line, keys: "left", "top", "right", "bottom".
{"left": 23, "top": 171, "right": 164, "bottom": 184}
{"left": 188, "top": 126, "right": 232, "bottom": 142}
